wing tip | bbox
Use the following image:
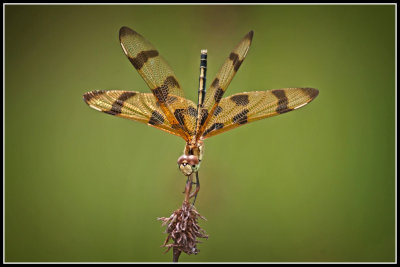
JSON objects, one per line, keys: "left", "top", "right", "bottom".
{"left": 246, "top": 30, "right": 254, "bottom": 42}
{"left": 83, "top": 90, "right": 105, "bottom": 104}
{"left": 119, "top": 26, "right": 136, "bottom": 39}
{"left": 83, "top": 91, "right": 93, "bottom": 104}
{"left": 293, "top": 88, "right": 319, "bottom": 110}
{"left": 306, "top": 88, "right": 319, "bottom": 100}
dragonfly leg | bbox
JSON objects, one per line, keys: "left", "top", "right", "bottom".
{"left": 189, "top": 172, "right": 200, "bottom": 205}
{"left": 183, "top": 175, "right": 190, "bottom": 193}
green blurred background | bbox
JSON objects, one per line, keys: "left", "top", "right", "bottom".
{"left": 5, "top": 4, "right": 395, "bottom": 262}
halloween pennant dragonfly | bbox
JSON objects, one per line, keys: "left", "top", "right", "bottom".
{"left": 83, "top": 27, "right": 319, "bottom": 201}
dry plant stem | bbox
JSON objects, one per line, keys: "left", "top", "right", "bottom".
{"left": 174, "top": 174, "right": 193, "bottom": 262}
{"left": 173, "top": 248, "right": 182, "bottom": 263}
{"left": 185, "top": 174, "right": 194, "bottom": 202}
{"left": 158, "top": 173, "right": 208, "bottom": 262}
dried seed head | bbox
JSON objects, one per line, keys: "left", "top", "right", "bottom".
{"left": 158, "top": 201, "right": 208, "bottom": 256}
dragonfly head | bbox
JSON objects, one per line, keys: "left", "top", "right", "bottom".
{"left": 177, "top": 154, "right": 199, "bottom": 176}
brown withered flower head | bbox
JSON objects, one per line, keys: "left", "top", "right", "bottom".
{"left": 158, "top": 201, "right": 208, "bottom": 258}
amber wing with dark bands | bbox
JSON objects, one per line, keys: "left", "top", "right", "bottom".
{"left": 119, "top": 27, "right": 193, "bottom": 139}
{"left": 196, "top": 31, "right": 254, "bottom": 139}
{"left": 83, "top": 90, "right": 197, "bottom": 139}
{"left": 201, "top": 88, "right": 319, "bottom": 138}
{"left": 119, "top": 27, "right": 184, "bottom": 99}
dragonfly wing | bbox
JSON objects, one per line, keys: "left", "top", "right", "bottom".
{"left": 201, "top": 88, "right": 319, "bottom": 139}
{"left": 83, "top": 90, "right": 197, "bottom": 139}
{"left": 196, "top": 31, "right": 254, "bottom": 138}
{"left": 119, "top": 27, "right": 193, "bottom": 140}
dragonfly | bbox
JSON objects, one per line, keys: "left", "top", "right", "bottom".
{"left": 83, "top": 26, "right": 319, "bottom": 203}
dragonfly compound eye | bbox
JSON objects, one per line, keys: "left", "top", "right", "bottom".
{"left": 187, "top": 155, "right": 199, "bottom": 165}
{"left": 177, "top": 155, "right": 189, "bottom": 165}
